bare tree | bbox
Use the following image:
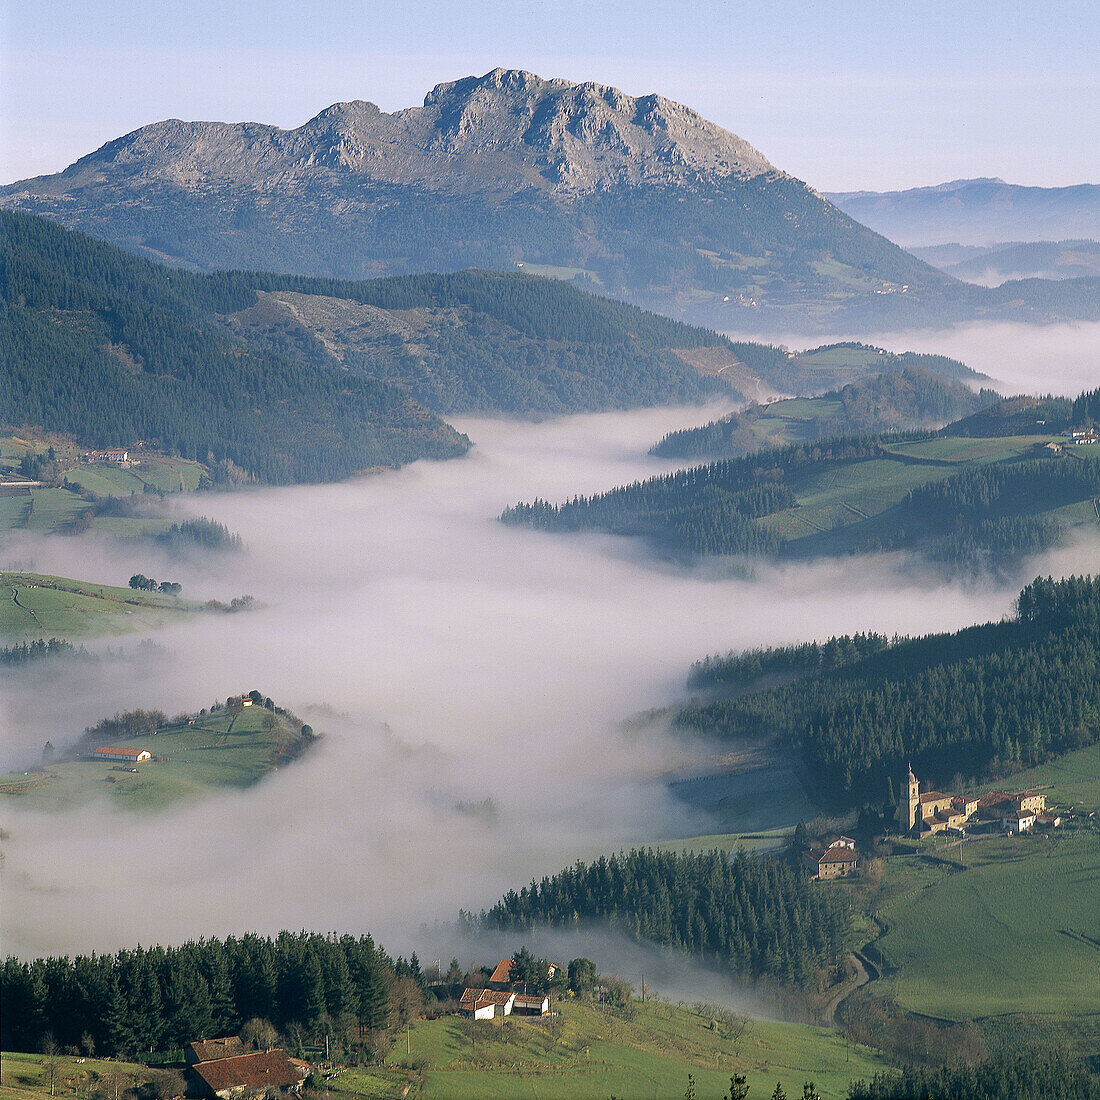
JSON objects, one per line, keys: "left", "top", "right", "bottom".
{"left": 41, "top": 1032, "right": 61, "bottom": 1097}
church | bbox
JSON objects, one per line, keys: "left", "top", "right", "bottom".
{"left": 897, "top": 763, "right": 1046, "bottom": 836}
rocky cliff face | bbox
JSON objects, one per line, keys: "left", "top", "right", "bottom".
{"left": 24, "top": 68, "right": 774, "bottom": 200}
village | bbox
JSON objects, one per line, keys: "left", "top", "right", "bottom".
{"left": 800, "top": 763, "right": 1066, "bottom": 880}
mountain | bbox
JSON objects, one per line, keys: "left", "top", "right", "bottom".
{"left": 826, "top": 178, "right": 1100, "bottom": 247}
{"left": 910, "top": 240, "right": 1100, "bottom": 286}
{"left": 5, "top": 69, "right": 1097, "bottom": 334}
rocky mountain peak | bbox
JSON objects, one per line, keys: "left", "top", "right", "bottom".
{"left": 416, "top": 68, "right": 775, "bottom": 190}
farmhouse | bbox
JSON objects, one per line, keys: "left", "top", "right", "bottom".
{"left": 899, "top": 764, "right": 1047, "bottom": 835}
{"left": 190, "top": 1050, "right": 305, "bottom": 1100}
{"left": 93, "top": 746, "right": 152, "bottom": 763}
{"left": 459, "top": 988, "right": 516, "bottom": 1018}
{"left": 185, "top": 1035, "right": 306, "bottom": 1100}
{"left": 84, "top": 449, "right": 131, "bottom": 465}
{"left": 802, "top": 842, "right": 860, "bottom": 879}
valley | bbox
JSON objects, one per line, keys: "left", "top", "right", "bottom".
{"left": 3, "top": 20, "right": 1099, "bottom": 1097}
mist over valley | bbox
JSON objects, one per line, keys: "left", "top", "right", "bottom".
{"left": 4, "top": 379, "right": 1093, "bottom": 961}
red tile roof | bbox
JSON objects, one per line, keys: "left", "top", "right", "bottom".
{"left": 459, "top": 987, "right": 514, "bottom": 1007}
{"left": 187, "top": 1038, "right": 247, "bottom": 1063}
{"left": 94, "top": 746, "right": 148, "bottom": 758}
{"left": 191, "top": 1050, "right": 303, "bottom": 1094}
{"left": 820, "top": 846, "right": 859, "bottom": 863}
{"left": 489, "top": 960, "right": 512, "bottom": 984}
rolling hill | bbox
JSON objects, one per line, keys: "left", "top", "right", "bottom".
{"left": 501, "top": 389, "right": 1100, "bottom": 572}
{"left": 652, "top": 362, "right": 999, "bottom": 461}
{"left": 5, "top": 69, "right": 1098, "bottom": 333}
{"left": 0, "top": 211, "right": 770, "bottom": 483}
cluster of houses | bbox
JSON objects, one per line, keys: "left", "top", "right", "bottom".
{"left": 897, "top": 764, "right": 1061, "bottom": 837}
{"left": 458, "top": 960, "right": 558, "bottom": 1020}
{"left": 802, "top": 764, "right": 1065, "bottom": 880}
{"left": 1059, "top": 428, "right": 1098, "bottom": 445}
{"left": 185, "top": 1037, "right": 309, "bottom": 1100}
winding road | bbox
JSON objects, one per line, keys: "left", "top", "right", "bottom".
{"left": 822, "top": 952, "right": 878, "bottom": 1027}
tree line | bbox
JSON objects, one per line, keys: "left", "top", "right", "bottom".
{"left": 677, "top": 575, "right": 1100, "bottom": 809}
{"left": 0, "top": 931, "right": 393, "bottom": 1058}
{"left": 469, "top": 848, "right": 851, "bottom": 988}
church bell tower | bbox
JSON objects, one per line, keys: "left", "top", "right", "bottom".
{"left": 898, "top": 763, "right": 920, "bottom": 833}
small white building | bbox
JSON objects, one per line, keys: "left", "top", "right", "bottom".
{"left": 513, "top": 993, "right": 550, "bottom": 1016}
{"left": 459, "top": 988, "right": 515, "bottom": 1018}
{"left": 1003, "top": 811, "right": 1036, "bottom": 834}
{"left": 86, "top": 449, "right": 130, "bottom": 465}
{"left": 94, "top": 746, "right": 152, "bottom": 763}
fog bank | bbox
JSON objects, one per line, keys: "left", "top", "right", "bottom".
{"left": 1, "top": 402, "right": 1090, "bottom": 961}
{"left": 741, "top": 319, "right": 1100, "bottom": 396}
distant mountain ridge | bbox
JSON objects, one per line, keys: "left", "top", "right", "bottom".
{"left": 6, "top": 69, "right": 1097, "bottom": 333}
{"left": 910, "top": 240, "right": 1100, "bottom": 285}
{"left": 827, "top": 178, "right": 1100, "bottom": 247}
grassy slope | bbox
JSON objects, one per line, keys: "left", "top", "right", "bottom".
{"left": 762, "top": 434, "right": 1082, "bottom": 553}
{"left": 0, "top": 1003, "right": 894, "bottom": 1100}
{"left": 1, "top": 433, "right": 206, "bottom": 537}
{"left": 870, "top": 833, "right": 1100, "bottom": 1020}
{"left": 0, "top": 573, "right": 198, "bottom": 642}
{"left": 0, "top": 704, "right": 302, "bottom": 811}
{"left": 0, "top": 1052, "right": 154, "bottom": 1100}
{"left": 373, "top": 1000, "right": 893, "bottom": 1100}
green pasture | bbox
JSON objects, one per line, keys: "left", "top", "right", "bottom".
{"left": 881, "top": 435, "right": 1050, "bottom": 464}
{"left": 872, "top": 833, "right": 1100, "bottom": 1019}
{"left": 996, "top": 742, "right": 1100, "bottom": 811}
{"left": 0, "top": 433, "right": 206, "bottom": 536}
{"left": 0, "top": 572, "right": 196, "bottom": 642}
{"left": 762, "top": 456, "right": 955, "bottom": 543}
{"left": 365, "top": 1000, "right": 893, "bottom": 1100}
{"left": 514, "top": 263, "right": 602, "bottom": 284}
{"left": 659, "top": 828, "right": 789, "bottom": 855}
{"left": 1, "top": 703, "right": 304, "bottom": 812}
{"left": 790, "top": 345, "right": 892, "bottom": 372}
{"left": 0, "top": 487, "right": 93, "bottom": 533}
{"left": 0, "top": 1051, "right": 151, "bottom": 1100}
{"left": 64, "top": 454, "right": 204, "bottom": 496}
{"left": 0, "top": 1003, "right": 894, "bottom": 1100}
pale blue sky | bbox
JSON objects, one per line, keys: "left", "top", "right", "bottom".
{"left": 2, "top": 0, "right": 1097, "bottom": 189}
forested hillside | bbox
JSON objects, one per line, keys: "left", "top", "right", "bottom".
{"left": 1, "top": 931, "right": 393, "bottom": 1057}
{"left": 678, "top": 575, "right": 1100, "bottom": 809}
{"left": 472, "top": 848, "right": 850, "bottom": 987}
{"left": 215, "top": 269, "right": 741, "bottom": 416}
{"left": 1, "top": 211, "right": 759, "bottom": 477}
{"left": 503, "top": 405, "right": 1100, "bottom": 571}
{"left": 1, "top": 211, "right": 468, "bottom": 483}
{"left": 653, "top": 365, "right": 999, "bottom": 460}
